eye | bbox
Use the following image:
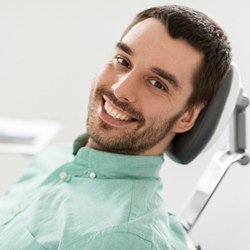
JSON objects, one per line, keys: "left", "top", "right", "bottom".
{"left": 149, "top": 79, "right": 167, "bottom": 91}
{"left": 115, "top": 55, "right": 131, "bottom": 68}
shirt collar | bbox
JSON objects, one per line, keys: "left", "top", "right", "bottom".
{"left": 72, "top": 134, "right": 164, "bottom": 179}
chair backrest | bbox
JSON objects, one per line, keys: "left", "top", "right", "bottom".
{"left": 166, "top": 63, "right": 242, "bottom": 164}
{"left": 171, "top": 63, "right": 249, "bottom": 233}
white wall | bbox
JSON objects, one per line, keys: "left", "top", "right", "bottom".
{"left": 0, "top": 1, "right": 249, "bottom": 249}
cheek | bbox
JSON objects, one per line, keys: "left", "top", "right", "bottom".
{"left": 142, "top": 100, "right": 168, "bottom": 120}
{"left": 142, "top": 97, "right": 183, "bottom": 124}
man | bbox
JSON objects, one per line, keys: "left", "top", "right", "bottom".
{"left": 0, "top": 5, "right": 231, "bottom": 250}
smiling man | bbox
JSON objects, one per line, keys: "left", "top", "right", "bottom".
{"left": 87, "top": 18, "right": 204, "bottom": 156}
{"left": 0, "top": 5, "right": 231, "bottom": 250}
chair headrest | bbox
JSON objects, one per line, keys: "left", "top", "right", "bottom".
{"left": 166, "top": 63, "right": 241, "bottom": 164}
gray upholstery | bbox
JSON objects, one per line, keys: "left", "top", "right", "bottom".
{"left": 166, "top": 68, "right": 233, "bottom": 164}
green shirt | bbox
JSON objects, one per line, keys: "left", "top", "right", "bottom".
{"left": 0, "top": 142, "right": 188, "bottom": 249}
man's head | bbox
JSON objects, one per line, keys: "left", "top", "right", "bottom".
{"left": 86, "top": 5, "right": 231, "bottom": 156}
{"left": 122, "top": 5, "right": 232, "bottom": 108}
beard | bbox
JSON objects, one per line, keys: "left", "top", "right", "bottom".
{"left": 86, "top": 85, "right": 184, "bottom": 155}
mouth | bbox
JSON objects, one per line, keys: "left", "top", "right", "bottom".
{"left": 98, "top": 96, "right": 138, "bottom": 127}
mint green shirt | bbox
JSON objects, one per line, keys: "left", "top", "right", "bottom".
{"left": 0, "top": 142, "right": 188, "bottom": 249}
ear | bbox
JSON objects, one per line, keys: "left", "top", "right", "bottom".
{"left": 173, "top": 103, "right": 205, "bottom": 133}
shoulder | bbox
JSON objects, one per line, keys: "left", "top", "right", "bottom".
{"left": 82, "top": 231, "right": 153, "bottom": 250}
{"left": 30, "top": 144, "right": 74, "bottom": 168}
{"left": 60, "top": 229, "right": 155, "bottom": 250}
{"left": 20, "top": 144, "right": 74, "bottom": 177}
{"left": 125, "top": 211, "right": 188, "bottom": 250}
{"left": 60, "top": 213, "right": 188, "bottom": 250}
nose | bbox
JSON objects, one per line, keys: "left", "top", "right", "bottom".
{"left": 111, "top": 72, "right": 139, "bottom": 103}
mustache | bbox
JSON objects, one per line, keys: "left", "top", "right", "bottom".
{"left": 96, "top": 87, "right": 144, "bottom": 121}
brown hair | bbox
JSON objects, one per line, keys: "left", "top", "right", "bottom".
{"left": 121, "top": 5, "right": 232, "bottom": 108}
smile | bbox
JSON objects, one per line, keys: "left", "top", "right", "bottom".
{"left": 97, "top": 95, "right": 138, "bottom": 127}
{"left": 104, "top": 101, "right": 131, "bottom": 121}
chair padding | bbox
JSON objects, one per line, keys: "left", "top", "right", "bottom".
{"left": 166, "top": 67, "right": 233, "bottom": 164}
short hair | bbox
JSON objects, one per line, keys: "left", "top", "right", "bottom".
{"left": 121, "top": 5, "right": 232, "bottom": 108}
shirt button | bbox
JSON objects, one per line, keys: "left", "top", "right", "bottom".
{"left": 12, "top": 205, "right": 21, "bottom": 214}
{"left": 59, "top": 171, "right": 68, "bottom": 180}
{"left": 89, "top": 172, "right": 97, "bottom": 179}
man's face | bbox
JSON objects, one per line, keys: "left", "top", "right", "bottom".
{"left": 86, "top": 18, "right": 203, "bottom": 155}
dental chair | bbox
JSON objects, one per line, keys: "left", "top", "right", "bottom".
{"left": 166, "top": 62, "right": 249, "bottom": 250}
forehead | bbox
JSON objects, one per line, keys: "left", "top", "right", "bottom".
{"left": 120, "top": 18, "right": 203, "bottom": 91}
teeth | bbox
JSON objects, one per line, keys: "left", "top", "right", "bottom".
{"left": 104, "top": 101, "right": 131, "bottom": 121}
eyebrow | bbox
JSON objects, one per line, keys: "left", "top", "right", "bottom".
{"left": 116, "top": 42, "right": 180, "bottom": 90}
{"left": 116, "top": 42, "right": 134, "bottom": 56}
{"left": 151, "top": 67, "right": 180, "bottom": 90}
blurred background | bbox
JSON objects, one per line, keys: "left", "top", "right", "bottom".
{"left": 0, "top": 0, "right": 249, "bottom": 249}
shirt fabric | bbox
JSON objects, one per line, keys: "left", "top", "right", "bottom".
{"left": 0, "top": 136, "right": 188, "bottom": 250}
